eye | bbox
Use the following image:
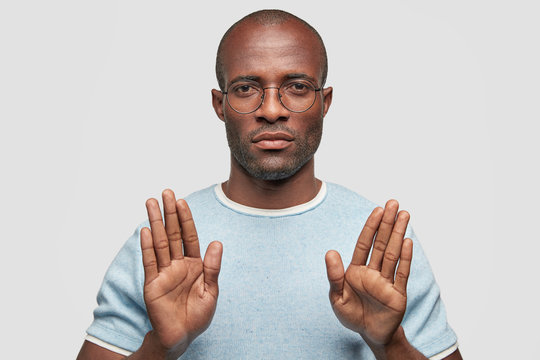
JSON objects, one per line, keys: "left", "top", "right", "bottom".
{"left": 282, "top": 81, "right": 314, "bottom": 96}
{"left": 238, "top": 85, "right": 251, "bottom": 92}
{"left": 230, "top": 82, "right": 261, "bottom": 98}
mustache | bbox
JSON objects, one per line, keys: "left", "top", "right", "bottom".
{"left": 247, "top": 124, "right": 297, "bottom": 140}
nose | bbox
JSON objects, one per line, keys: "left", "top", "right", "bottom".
{"left": 255, "top": 87, "right": 289, "bottom": 123}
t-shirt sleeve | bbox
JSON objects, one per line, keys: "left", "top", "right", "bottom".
{"left": 402, "top": 227, "right": 458, "bottom": 358}
{"left": 86, "top": 225, "right": 152, "bottom": 353}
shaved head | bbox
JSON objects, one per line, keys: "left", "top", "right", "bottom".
{"left": 215, "top": 9, "right": 328, "bottom": 91}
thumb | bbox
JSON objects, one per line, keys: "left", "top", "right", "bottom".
{"left": 325, "top": 250, "right": 345, "bottom": 297}
{"left": 203, "top": 241, "right": 223, "bottom": 297}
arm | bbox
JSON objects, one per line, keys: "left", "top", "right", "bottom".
{"left": 325, "top": 200, "right": 462, "bottom": 360}
{"left": 77, "top": 189, "right": 223, "bottom": 360}
{"left": 76, "top": 341, "right": 126, "bottom": 360}
{"left": 369, "top": 327, "right": 463, "bottom": 360}
{"left": 76, "top": 331, "right": 174, "bottom": 360}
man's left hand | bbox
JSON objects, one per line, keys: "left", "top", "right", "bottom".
{"left": 325, "top": 200, "right": 413, "bottom": 346}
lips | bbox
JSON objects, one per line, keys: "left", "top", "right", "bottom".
{"left": 252, "top": 131, "right": 294, "bottom": 150}
{"left": 252, "top": 131, "right": 295, "bottom": 142}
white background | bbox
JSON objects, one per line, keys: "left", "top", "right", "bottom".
{"left": 1, "top": 1, "right": 538, "bottom": 358}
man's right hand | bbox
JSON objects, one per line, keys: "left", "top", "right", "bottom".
{"left": 139, "top": 189, "right": 223, "bottom": 358}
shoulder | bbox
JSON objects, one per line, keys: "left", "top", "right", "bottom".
{"left": 323, "top": 182, "right": 379, "bottom": 218}
{"left": 309, "top": 182, "right": 380, "bottom": 244}
{"left": 184, "top": 184, "right": 216, "bottom": 200}
{"left": 325, "top": 182, "right": 377, "bottom": 205}
{"left": 183, "top": 184, "right": 218, "bottom": 209}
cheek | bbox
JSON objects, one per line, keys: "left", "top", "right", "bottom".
{"left": 224, "top": 117, "right": 251, "bottom": 144}
{"left": 298, "top": 114, "right": 324, "bottom": 137}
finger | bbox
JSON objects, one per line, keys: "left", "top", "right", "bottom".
{"left": 394, "top": 238, "right": 413, "bottom": 295}
{"left": 177, "top": 199, "right": 201, "bottom": 258}
{"left": 203, "top": 241, "right": 223, "bottom": 298}
{"left": 141, "top": 227, "right": 158, "bottom": 284}
{"left": 325, "top": 250, "right": 345, "bottom": 297}
{"left": 146, "top": 198, "right": 171, "bottom": 268}
{"left": 162, "top": 189, "right": 183, "bottom": 260}
{"left": 381, "top": 210, "right": 410, "bottom": 280}
{"left": 350, "top": 207, "right": 383, "bottom": 266}
{"left": 368, "top": 199, "right": 399, "bottom": 271}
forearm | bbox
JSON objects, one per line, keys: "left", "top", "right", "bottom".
{"left": 126, "top": 331, "right": 188, "bottom": 360}
{"left": 366, "top": 327, "right": 427, "bottom": 360}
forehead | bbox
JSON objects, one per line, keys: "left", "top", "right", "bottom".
{"left": 221, "top": 21, "right": 324, "bottom": 85}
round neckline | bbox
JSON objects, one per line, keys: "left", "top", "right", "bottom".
{"left": 213, "top": 182, "right": 327, "bottom": 217}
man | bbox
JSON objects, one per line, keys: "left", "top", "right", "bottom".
{"left": 77, "top": 9, "right": 462, "bottom": 360}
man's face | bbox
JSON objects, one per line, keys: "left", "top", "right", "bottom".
{"left": 212, "top": 20, "right": 332, "bottom": 181}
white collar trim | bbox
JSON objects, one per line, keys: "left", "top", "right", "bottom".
{"left": 214, "top": 182, "right": 327, "bottom": 217}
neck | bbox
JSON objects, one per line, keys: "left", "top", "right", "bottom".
{"left": 222, "top": 156, "right": 321, "bottom": 209}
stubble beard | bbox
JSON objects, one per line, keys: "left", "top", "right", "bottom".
{"left": 225, "top": 121, "right": 323, "bottom": 181}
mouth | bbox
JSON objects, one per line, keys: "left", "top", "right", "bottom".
{"left": 251, "top": 131, "right": 294, "bottom": 150}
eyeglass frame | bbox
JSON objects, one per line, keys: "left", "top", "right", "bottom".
{"left": 221, "top": 79, "right": 322, "bottom": 114}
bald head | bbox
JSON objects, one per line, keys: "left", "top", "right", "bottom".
{"left": 215, "top": 9, "right": 328, "bottom": 91}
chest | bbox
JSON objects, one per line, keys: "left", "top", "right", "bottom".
{"left": 184, "top": 217, "right": 374, "bottom": 359}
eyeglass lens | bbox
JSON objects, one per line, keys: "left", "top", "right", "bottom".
{"left": 226, "top": 79, "right": 318, "bottom": 113}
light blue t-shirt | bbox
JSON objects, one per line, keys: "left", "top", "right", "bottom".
{"left": 86, "top": 182, "right": 457, "bottom": 359}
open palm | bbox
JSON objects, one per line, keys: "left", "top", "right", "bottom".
{"left": 325, "top": 200, "right": 413, "bottom": 346}
{"left": 141, "top": 190, "right": 222, "bottom": 352}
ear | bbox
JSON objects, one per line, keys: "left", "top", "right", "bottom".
{"left": 211, "top": 89, "right": 225, "bottom": 122}
{"left": 322, "top": 86, "right": 333, "bottom": 118}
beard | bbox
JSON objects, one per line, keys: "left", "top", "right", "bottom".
{"left": 225, "top": 120, "right": 323, "bottom": 181}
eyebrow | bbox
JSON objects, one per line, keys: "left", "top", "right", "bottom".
{"left": 284, "top": 73, "right": 317, "bottom": 83}
{"left": 228, "top": 73, "right": 319, "bottom": 87}
{"left": 228, "top": 75, "right": 260, "bottom": 85}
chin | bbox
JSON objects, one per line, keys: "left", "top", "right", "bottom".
{"left": 251, "top": 169, "right": 296, "bottom": 181}
{"left": 243, "top": 157, "right": 312, "bottom": 181}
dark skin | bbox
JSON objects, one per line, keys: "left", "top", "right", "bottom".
{"left": 212, "top": 21, "right": 332, "bottom": 209}
{"left": 77, "top": 19, "right": 462, "bottom": 360}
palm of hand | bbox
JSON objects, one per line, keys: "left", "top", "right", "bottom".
{"left": 333, "top": 264, "right": 407, "bottom": 345}
{"left": 141, "top": 192, "right": 223, "bottom": 353}
{"left": 144, "top": 257, "right": 216, "bottom": 349}
{"left": 325, "top": 201, "right": 413, "bottom": 346}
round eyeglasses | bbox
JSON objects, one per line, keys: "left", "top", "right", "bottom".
{"left": 223, "top": 79, "right": 322, "bottom": 114}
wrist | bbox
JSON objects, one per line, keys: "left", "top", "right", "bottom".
{"left": 147, "top": 331, "right": 172, "bottom": 357}
{"left": 365, "top": 327, "right": 424, "bottom": 360}
{"left": 126, "top": 331, "right": 166, "bottom": 360}
{"left": 129, "top": 331, "right": 189, "bottom": 360}
{"left": 382, "top": 326, "right": 407, "bottom": 354}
